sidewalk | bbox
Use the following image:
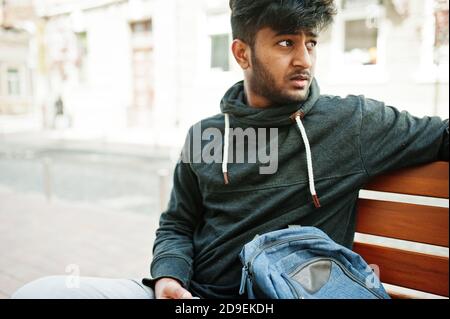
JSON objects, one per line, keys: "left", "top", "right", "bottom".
{"left": 0, "top": 115, "right": 41, "bottom": 135}
{"left": 0, "top": 187, "right": 160, "bottom": 299}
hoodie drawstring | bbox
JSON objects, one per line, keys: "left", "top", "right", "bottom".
{"left": 223, "top": 113, "right": 230, "bottom": 185}
{"left": 291, "top": 111, "right": 321, "bottom": 208}
{"left": 222, "top": 111, "right": 321, "bottom": 209}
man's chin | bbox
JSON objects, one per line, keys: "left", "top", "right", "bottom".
{"left": 263, "top": 87, "right": 310, "bottom": 105}
{"left": 284, "top": 89, "right": 310, "bottom": 103}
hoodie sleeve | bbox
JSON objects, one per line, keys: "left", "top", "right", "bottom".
{"left": 359, "top": 97, "right": 449, "bottom": 177}
{"left": 147, "top": 129, "right": 204, "bottom": 290}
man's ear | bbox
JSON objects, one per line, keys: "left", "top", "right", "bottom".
{"left": 231, "top": 39, "right": 250, "bottom": 70}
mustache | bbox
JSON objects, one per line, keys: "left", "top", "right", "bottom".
{"left": 288, "top": 71, "right": 311, "bottom": 81}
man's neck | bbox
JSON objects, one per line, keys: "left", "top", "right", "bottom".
{"left": 243, "top": 81, "right": 272, "bottom": 109}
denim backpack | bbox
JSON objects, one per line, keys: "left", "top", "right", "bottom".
{"left": 238, "top": 226, "right": 390, "bottom": 299}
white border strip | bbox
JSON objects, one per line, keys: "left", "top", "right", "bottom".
{"left": 359, "top": 190, "right": 449, "bottom": 208}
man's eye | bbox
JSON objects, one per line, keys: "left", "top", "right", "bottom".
{"left": 278, "top": 40, "right": 293, "bottom": 47}
{"left": 306, "top": 41, "right": 317, "bottom": 49}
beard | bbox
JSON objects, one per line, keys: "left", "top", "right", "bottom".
{"left": 249, "top": 51, "right": 311, "bottom": 106}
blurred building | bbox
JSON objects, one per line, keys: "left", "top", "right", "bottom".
{"left": 26, "top": 0, "right": 449, "bottom": 145}
{"left": 0, "top": 0, "right": 35, "bottom": 116}
{"left": 196, "top": 0, "right": 449, "bottom": 119}
{"left": 35, "top": 0, "right": 151, "bottom": 133}
{"left": 317, "top": 0, "right": 449, "bottom": 118}
{"left": 32, "top": 0, "right": 240, "bottom": 145}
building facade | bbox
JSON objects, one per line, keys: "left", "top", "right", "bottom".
{"left": 33, "top": 0, "right": 449, "bottom": 146}
{"left": 0, "top": 0, "right": 35, "bottom": 116}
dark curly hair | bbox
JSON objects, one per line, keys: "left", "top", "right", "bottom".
{"left": 229, "top": 0, "right": 337, "bottom": 47}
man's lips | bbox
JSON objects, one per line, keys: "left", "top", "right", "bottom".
{"left": 290, "top": 76, "right": 310, "bottom": 88}
{"left": 288, "top": 72, "right": 311, "bottom": 89}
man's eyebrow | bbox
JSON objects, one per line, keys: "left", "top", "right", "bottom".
{"left": 274, "top": 30, "right": 318, "bottom": 38}
{"left": 304, "top": 30, "right": 318, "bottom": 38}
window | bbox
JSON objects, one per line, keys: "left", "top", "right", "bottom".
{"left": 344, "top": 19, "right": 378, "bottom": 65}
{"left": 130, "top": 20, "right": 153, "bottom": 50}
{"left": 7, "top": 68, "right": 20, "bottom": 96}
{"left": 326, "top": 0, "right": 387, "bottom": 83}
{"left": 130, "top": 19, "right": 154, "bottom": 113}
{"left": 132, "top": 48, "right": 154, "bottom": 109}
{"left": 434, "top": 0, "right": 449, "bottom": 66}
{"left": 130, "top": 20, "right": 152, "bottom": 34}
{"left": 75, "top": 32, "right": 88, "bottom": 82}
{"left": 210, "top": 34, "right": 230, "bottom": 72}
{"left": 341, "top": 0, "right": 382, "bottom": 66}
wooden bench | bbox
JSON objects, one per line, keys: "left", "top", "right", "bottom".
{"left": 354, "top": 161, "right": 449, "bottom": 299}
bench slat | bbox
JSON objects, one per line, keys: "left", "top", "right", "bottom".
{"left": 356, "top": 199, "right": 449, "bottom": 247}
{"left": 388, "top": 290, "right": 417, "bottom": 299}
{"left": 364, "top": 162, "right": 449, "bottom": 198}
{"left": 353, "top": 242, "right": 449, "bottom": 297}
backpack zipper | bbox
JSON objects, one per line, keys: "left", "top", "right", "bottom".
{"left": 239, "top": 265, "right": 249, "bottom": 295}
{"left": 239, "top": 235, "right": 323, "bottom": 295}
{"left": 281, "top": 273, "right": 302, "bottom": 298}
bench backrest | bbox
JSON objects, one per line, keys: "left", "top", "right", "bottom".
{"left": 355, "top": 161, "right": 449, "bottom": 299}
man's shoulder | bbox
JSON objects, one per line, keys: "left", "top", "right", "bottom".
{"left": 316, "top": 94, "right": 374, "bottom": 114}
{"left": 318, "top": 93, "right": 364, "bottom": 105}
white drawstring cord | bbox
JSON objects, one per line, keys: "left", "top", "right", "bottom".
{"left": 293, "top": 112, "right": 321, "bottom": 208}
{"left": 223, "top": 113, "right": 230, "bottom": 184}
{"left": 222, "top": 111, "right": 320, "bottom": 208}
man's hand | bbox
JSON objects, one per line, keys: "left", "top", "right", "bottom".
{"left": 155, "top": 277, "right": 193, "bottom": 299}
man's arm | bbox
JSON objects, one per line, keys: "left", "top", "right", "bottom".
{"left": 359, "top": 97, "right": 449, "bottom": 177}
{"left": 146, "top": 129, "right": 204, "bottom": 298}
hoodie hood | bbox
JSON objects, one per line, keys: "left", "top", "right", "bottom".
{"left": 220, "top": 78, "right": 322, "bottom": 208}
{"left": 220, "top": 78, "right": 321, "bottom": 127}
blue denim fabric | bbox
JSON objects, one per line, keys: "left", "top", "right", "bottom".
{"left": 239, "top": 226, "right": 390, "bottom": 299}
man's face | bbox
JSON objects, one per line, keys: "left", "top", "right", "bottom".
{"left": 247, "top": 27, "right": 318, "bottom": 106}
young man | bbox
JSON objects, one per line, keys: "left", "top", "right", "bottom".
{"left": 12, "top": 0, "right": 448, "bottom": 299}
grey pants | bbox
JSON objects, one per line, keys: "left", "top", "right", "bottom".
{"left": 11, "top": 276, "right": 155, "bottom": 299}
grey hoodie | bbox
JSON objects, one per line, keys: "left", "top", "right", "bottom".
{"left": 145, "top": 79, "right": 449, "bottom": 298}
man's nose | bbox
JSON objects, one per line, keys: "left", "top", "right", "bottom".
{"left": 292, "top": 44, "right": 312, "bottom": 69}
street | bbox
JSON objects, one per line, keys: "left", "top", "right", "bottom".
{"left": 0, "top": 133, "right": 176, "bottom": 216}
